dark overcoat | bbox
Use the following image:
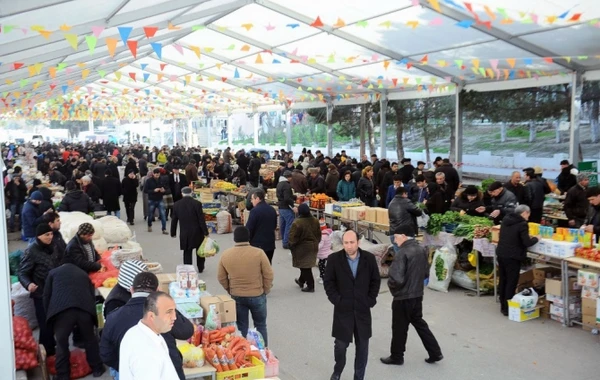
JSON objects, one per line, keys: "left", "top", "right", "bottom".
{"left": 170, "top": 196, "right": 209, "bottom": 251}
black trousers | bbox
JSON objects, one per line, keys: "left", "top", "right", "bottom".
{"left": 298, "top": 268, "right": 315, "bottom": 290}
{"left": 53, "top": 308, "right": 102, "bottom": 380}
{"left": 390, "top": 297, "right": 442, "bottom": 360}
{"left": 184, "top": 249, "right": 206, "bottom": 273}
{"left": 264, "top": 250, "right": 274, "bottom": 265}
{"left": 530, "top": 208, "right": 543, "bottom": 224}
{"left": 318, "top": 259, "right": 328, "bottom": 279}
{"left": 333, "top": 329, "right": 369, "bottom": 380}
{"left": 498, "top": 257, "right": 522, "bottom": 313}
{"left": 33, "top": 297, "right": 56, "bottom": 356}
{"left": 124, "top": 201, "right": 136, "bottom": 223}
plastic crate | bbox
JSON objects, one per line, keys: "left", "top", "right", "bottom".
{"left": 216, "top": 356, "right": 265, "bottom": 380}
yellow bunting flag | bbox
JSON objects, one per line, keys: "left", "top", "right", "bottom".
{"left": 189, "top": 45, "right": 201, "bottom": 58}
{"left": 115, "top": 72, "right": 122, "bottom": 81}
{"left": 64, "top": 34, "right": 79, "bottom": 50}
{"left": 379, "top": 21, "right": 392, "bottom": 28}
{"left": 158, "top": 73, "right": 164, "bottom": 81}
{"left": 241, "top": 23, "right": 253, "bottom": 31}
{"left": 48, "top": 67, "right": 57, "bottom": 78}
{"left": 428, "top": 0, "right": 441, "bottom": 12}
{"left": 406, "top": 21, "right": 419, "bottom": 29}
{"left": 28, "top": 66, "right": 36, "bottom": 77}
{"left": 255, "top": 54, "right": 264, "bottom": 64}
{"left": 383, "top": 61, "right": 390, "bottom": 70}
{"left": 506, "top": 58, "right": 516, "bottom": 68}
{"left": 471, "top": 58, "right": 480, "bottom": 69}
{"left": 59, "top": 24, "right": 72, "bottom": 32}
{"left": 240, "top": 44, "right": 251, "bottom": 51}
{"left": 106, "top": 37, "right": 118, "bottom": 57}
{"left": 39, "top": 30, "right": 52, "bottom": 39}
{"left": 168, "top": 22, "right": 181, "bottom": 30}
{"left": 82, "top": 69, "right": 90, "bottom": 79}
{"left": 333, "top": 18, "right": 346, "bottom": 28}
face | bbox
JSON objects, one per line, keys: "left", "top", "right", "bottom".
{"left": 511, "top": 173, "right": 521, "bottom": 183}
{"left": 417, "top": 181, "right": 426, "bottom": 188}
{"left": 251, "top": 194, "right": 261, "bottom": 207}
{"left": 153, "top": 172, "right": 160, "bottom": 179}
{"left": 391, "top": 164, "right": 398, "bottom": 171}
{"left": 467, "top": 194, "right": 477, "bottom": 202}
{"left": 152, "top": 296, "right": 177, "bottom": 333}
{"left": 521, "top": 211, "right": 531, "bottom": 221}
{"left": 80, "top": 233, "right": 94, "bottom": 243}
{"left": 393, "top": 180, "right": 402, "bottom": 188}
{"left": 580, "top": 178, "right": 589, "bottom": 188}
{"left": 393, "top": 234, "right": 407, "bottom": 246}
{"left": 342, "top": 231, "right": 359, "bottom": 256}
{"left": 38, "top": 231, "right": 53, "bottom": 244}
{"left": 128, "top": 172, "right": 135, "bottom": 179}
{"left": 49, "top": 218, "right": 61, "bottom": 231}
{"left": 488, "top": 188, "right": 502, "bottom": 198}
{"left": 367, "top": 170, "right": 373, "bottom": 178}
{"left": 418, "top": 164, "right": 425, "bottom": 169}
{"left": 345, "top": 173, "right": 351, "bottom": 181}
{"left": 436, "top": 176, "right": 444, "bottom": 185}
{"left": 589, "top": 195, "right": 600, "bottom": 206}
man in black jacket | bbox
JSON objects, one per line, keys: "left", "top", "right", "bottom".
{"left": 41, "top": 212, "right": 66, "bottom": 265}
{"left": 144, "top": 168, "right": 168, "bottom": 234}
{"left": 63, "top": 223, "right": 102, "bottom": 273}
{"left": 504, "top": 171, "right": 528, "bottom": 205}
{"left": 388, "top": 187, "right": 422, "bottom": 238}
{"left": 564, "top": 173, "right": 590, "bottom": 227}
{"left": 584, "top": 187, "right": 600, "bottom": 243}
{"left": 381, "top": 225, "right": 442, "bottom": 366}
{"left": 246, "top": 189, "right": 278, "bottom": 264}
{"left": 276, "top": 171, "right": 297, "bottom": 249}
{"left": 100, "top": 272, "right": 193, "bottom": 380}
{"left": 523, "top": 169, "right": 545, "bottom": 223}
{"left": 324, "top": 230, "right": 380, "bottom": 380}
{"left": 44, "top": 263, "right": 105, "bottom": 379}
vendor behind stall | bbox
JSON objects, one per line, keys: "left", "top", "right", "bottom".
{"left": 584, "top": 186, "right": 600, "bottom": 243}
{"left": 450, "top": 185, "right": 486, "bottom": 217}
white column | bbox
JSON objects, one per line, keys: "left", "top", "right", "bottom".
{"left": 187, "top": 119, "right": 193, "bottom": 148}
{"left": 0, "top": 169, "right": 15, "bottom": 380}
{"left": 148, "top": 119, "right": 153, "bottom": 147}
{"left": 569, "top": 71, "right": 583, "bottom": 165}
{"left": 454, "top": 87, "right": 463, "bottom": 175}
{"left": 227, "top": 114, "right": 233, "bottom": 147}
{"left": 253, "top": 113, "right": 260, "bottom": 146}
{"left": 160, "top": 120, "right": 165, "bottom": 147}
{"left": 286, "top": 110, "right": 292, "bottom": 153}
{"left": 326, "top": 101, "right": 334, "bottom": 157}
{"left": 173, "top": 122, "right": 177, "bottom": 147}
{"left": 379, "top": 93, "right": 388, "bottom": 159}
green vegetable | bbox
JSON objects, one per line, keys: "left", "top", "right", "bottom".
{"left": 435, "top": 255, "right": 446, "bottom": 281}
{"left": 480, "top": 178, "right": 496, "bottom": 192}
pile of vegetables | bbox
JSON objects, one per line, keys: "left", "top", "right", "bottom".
{"left": 47, "top": 349, "right": 92, "bottom": 379}
{"left": 426, "top": 211, "right": 493, "bottom": 240}
{"left": 13, "top": 316, "right": 39, "bottom": 371}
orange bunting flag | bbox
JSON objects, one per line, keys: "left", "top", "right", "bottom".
{"left": 392, "top": 78, "right": 398, "bottom": 86}
{"left": 48, "top": 67, "right": 57, "bottom": 78}
{"left": 106, "top": 37, "right": 118, "bottom": 57}
{"left": 543, "top": 57, "right": 553, "bottom": 63}
{"left": 406, "top": 20, "right": 419, "bottom": 29}
{"left": 483, "top": 6, "right": 496, "bottom": 20}
{"left": 569, "top": 13, "right": 582, "bottom": 22}
{"left": 333, "top": 18, "right": 346, "bottom": 28}
{"left": 82, "top": 69, "right": 90, "bottom": 79}
{"left": 168, "top": 22, "right": 181, "bottom": 30}
{"left": 420, "top": 55, "right": 428, "bottom": 64}
{"left": 255, "top": 54, "right": 264, "bottom": 64}
{"left": 28, "top": 66, "right": 37, "bottom": 77}
{"left": 383, "top": 61, "right": 390, "bottom": 70}
{"left": 241, "top": 23, "right": 253, "bottom": 31}
{"left": 127, "top": 40, "right": 138, "bottom": 58}
{"left": 13, "top": 62, "right": 24, "bottom": 70}
{"left": 428, "top": 0, "right": 441, "bottom": 12}
{"left": 471, "top": 58, "right": 480, "bottom": 69}
{"left": 129, "top": 73, "right": 136, "bottom": 81}
{"left": 39, "top": 30, "right": 52, "bottom": 39}
{"left": 240, "top": 44, "right": 251, "bottom": 51}
{"left": 157, "top": 73, "right": 164, "bottom": 81}
{"left": 160, "top": 63, "right": 167, "bottom": 71}
{"left": 506, "top": 58, "right": 516, "bottom": 68}
{"left": 144, "top": 26, "right": 158, "bottom": 38}
{"left": 64, "top": 33, "right": 79, "bottom": 50}
{"left": 310, "top": 16, "right": 324, "bottom": 27}
{"left": 189, "top": 45, "right": 201, "bottom": 58}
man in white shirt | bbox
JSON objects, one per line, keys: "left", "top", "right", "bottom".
{"left": 119, "top": 291, "right": 179, "bottom": 380}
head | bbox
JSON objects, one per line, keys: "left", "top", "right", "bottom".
{"left": 344, "top": 170, "right": 352, "bottom": 181}
{"left": 309, "top": 169, "right": 319, "bottom": 178}
{"left": 417, "top": 161, "right": 425, "bottom": 169}
{"left": 251, "top": 189, "right": 265, "bottom": 207}
{"left": 523, "top": 168, "right": 535, "bottom": 181}
{"left": 181, "top": 187, "right": 193, "bottom": 197}
{"left": 462, "top": 185, "right": 479, "bottom": 201}
{"left": 393, "top": 224, "right": 415, "bottom": 247}
{"left": 298, "top": 203, "right": 311, "bottom": 217}
{"left": 515, "top": 204, "right": 531, "bottom": 221}
{"left": 391, "top": 162, "right": 399, "bottom": 172}
{"left": 81, "top": 176, "right": 92, "bottom": 186}
{"left": 77, "top": 222, "right": 95, "bottom": 243}
{"left": 370, "top": 154, "right": 377, "bottom": 163}
{"left": 586, "top": 187, "right": 600, "bottom": 206}
{"left": 487, "top": 181, "right": 504, "bottom": 198}
{"left": 36, "top": 223, "right": 54, "bottom": 245}
{"left": 121, "top": 261, "right": 151, "bottom": 291}
{"left": 42, "top": 211, "right": 61, "bottom": 231}
{"left": 153, "top": 168, "right": 161, "bottom": 179}
{"left": 392, "top": 175, "right": 403, "bottom": 189}
{"left": 283, "top": 171, "right": 293, "bottom": 180}
{"left": 510, "top": 171, "right": 521, "bottom": 185}
{"left": 577, "top": 173, "right": 590, "bottom": 188}
{"left": 29, "top": 191, "right": 43, "bottom": 205}
{"left": 415, "top": 175, "right": 427, "bottom": 188}
{"left": 435, "top": 172, "right": 445, "bottom": 185}
{"left": 233, "top": 226, "right": 250, "bottom": 243}
{"left": 128, "top": 170, "right": 136, "bottom": 179}
{"left": 394, "top": 187, "right": 407, "bottom": 197}
{"left": 362, "top": 166, "right": 373, "bottom": 178}
{"left": 342, "top": 230, "right": 359, "bottom": 257}
{"left": 560, "top": 160, "right": 570, "bottom": 169}
{"left": 142, "top": 292, "right": 177, "bottom": 334}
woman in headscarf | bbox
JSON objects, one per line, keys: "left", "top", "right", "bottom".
{"left": 288, "top": 203, "right": 321, "bottom": 293}
{"left": 450, "top": 185, "right": 486, "bottom": 216}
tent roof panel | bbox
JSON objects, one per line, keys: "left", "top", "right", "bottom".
{"left": 117, "top": 0, "right": 175, "bottom": 15}
{"left": 240, "top": 54, "right": 321, "bottom": 77}
{"left": 177, "top": 28, "right": 263, "bottom": 60}
{"left": 521, "top": 26, "right": 600, "bottom": 64}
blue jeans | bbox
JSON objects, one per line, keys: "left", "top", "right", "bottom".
{"left": 147, "top": 200, "right": 166, "bottom": 230}
{"left": 232, "top": 294, "right": 268, "bottom": 346}
{"left": 9, "top": 202, "right": 22, "bottom": 230}
{"left": 279, "top": 208, "right": 295, "bottom": 247}
{"left": 109, "top": 367, "right": 119, "bottom": 380}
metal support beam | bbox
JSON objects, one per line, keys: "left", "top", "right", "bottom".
{"left": 569, "top": 71, "right": 583, "bottom": 165}
{"left": 379, "top": 93, "right": 388, "bottom": 159}
{"left": 88, "top": 106, "right": 94, "bottom": 134}
{"left": 227, "top": 114, "right": 233, "bottom": 147}
{"left": 148, "top": 119, "right": 153, "bottom": 147}
{"left": 326, "top": 101, "right": 334, "bottom": 157}
{"left": 0, "top": 0, "right": 77, "bottom": 17}
{"left": 418, "top": 0, "right": 582, "bottom": 72}
{"left": 105, "top": 0, "right": 131, "bottom": 23}
{"left": 256, "top": 0, "right": 460, "bottom": 85}
{"left": 454, "top": 87, "right": 463, "bottom": 175}
{"left": 286, "top": 110, "right": 292, "bottom": 153}
{"left": 0, "top": 163, "right": 15, "bottom": 380}
{"left": 253, "top": 111, "right": 260, "bottom": 146}
{"left": 187, "top": 118, "right": 193, "bottom": 147}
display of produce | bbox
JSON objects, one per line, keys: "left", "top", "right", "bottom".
{"left": 47, "top": 349, "right": 92, "bottom": 379}
{"left": 309, "top": 193, "right": 332, "bottom": 209}
{"left": 426, "top": 211, "right": 493, "bottom": 237}
{"left": 211, "top": 181, "right": 238, "bottom": 191}
{"left": 575, "top": 247, "right": 600, "bottom": 262}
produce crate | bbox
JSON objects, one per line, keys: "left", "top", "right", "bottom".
{"left": 216, "top": 357, "right": 265, "bottom": 380}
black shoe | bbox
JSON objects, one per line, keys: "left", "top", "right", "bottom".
{"left": 93, "top": 366, "right": 106, "bottom": 377}
{"left": 330, "top": 374, "right": 341, "bottom": 380}
{"left": 501, "top": 309, "right": 508, "bottom": 316}
{"left": 380, "top": 356, "right": 404, "bottom": 365}
{"left": 282, "top": 244, "right": 290, "bottom": 249}
{"left": 131, "top": 221, "right": 135, "bottom": 225}
{"left": 425, "top": 355, "right": 443, "bottom": 364}
{"left": 294, "top": 279, "right": 303, "bottom": 288}
{"left": 302, "top": 287, "right": 315, "bottom": 293}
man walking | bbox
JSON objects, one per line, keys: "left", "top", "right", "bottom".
{"left": 218, "top": 227, "right": 274, "bottom": 346}
{"left": 144, "top": 168, "right": 168, "bottom": 234}
{"left": 246, "top": 189, "right": 278, "bottom": 264}
{"left": 380, "top": 225, "right": 443, "bottom": 366}
{"left": 276, "top": 170, "right": 297, "bottom": 249}
{"left": 324, "top": 230, "right": 381, "bottom": 380}
{"left": 170, "top": 187, "right": 210, "bottom": 273}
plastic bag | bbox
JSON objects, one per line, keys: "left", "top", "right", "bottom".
{"left": 9, "top": 250, "right": 23, "bottom": 276}
{"left": 47, "top": 349, "right": 92, "bottom": 379}
{"left": 512, "top": 288, "right": 539, "bottom": 309}
{"left": 97, "top": 215, "right": 133, "bottom": 243}
{"left": 178, "top": 343, "right": 205, "bottom": 368}
{"left": 110, "top": 248, "right": 143, "bottom": 268}
{"left": 197, "top": 238, "right": 219, "bottom": 258}
{"left": 246, "top": 329, "right": 268, "bottom": 362}
{"left": 89, "top": 251, "right": 119, "bottom": 288}
{"left": 13, "top": 316, "right": 37, "bottom": 351}
{"left": 417, "top": 213, "right": 430, "bottom": 228}
{"left": 11, "top": 282, "right": 38, "bottom": 329}
{"left": 216, "top": 211, "right": 232, "bottom": 234}
{"left": 204, "top": 304, "right": 221, "bottom": 331}
{"left": 427, "top": 244, "right": 458, "bottom": 293}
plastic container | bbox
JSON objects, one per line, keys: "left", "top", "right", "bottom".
{"left": 264, "top": 356, "right": 279, "bottom": 378}
{"left": 215, "top": 357, "right": 265, "bottom": 380}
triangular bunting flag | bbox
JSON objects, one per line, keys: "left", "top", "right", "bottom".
{"left": 234, "top": 68, "right": 240, "bottom": 79}
{"left": 168, "top": 23, "right": 181, "bottom": 30}
{"left": 157, "top": 73, "right": 164, "bottom": 81}
{"left": 240, "top": 44, "right": 251, "bottom": 52}
{"left": 506, "top": 58, "right": 516, "bottom": 68}
{"left": 255, "top": 54, "right": 263, "bottom": 64}
{"left": 173, "top": 43, "right": 184, "bottom": 55}
{"left": 91, "top": 26, "right": 104, "bottom": 38}
{"left": 115, "top": 72, "right": 122, "bottom": 81}
{"left": 98, "top": 70, "right": 106, "bottom": 78}
{"left": 118, "top": 26, "right": 133, "bottom": 44}
{"left": 85, "top": 36, "right": 97, "bottom": 54}
{"left": 151, "top": 42, "right": 162, "bottom": 59}
{"left": 471, "top": 58, "right": 480, "bottom": 69}
{"left": 310, "top": 16, "right": 324, "bottom": 27}
{"left": 160, "top": 63, "right": 167, "bottom": 71}
{"left": 82, "top": 69, "right": 90, "bottom": 79}
{"left": 129, "top": 73, "right": 136, "bottom": 81}
{"left": 64, "top": 34, "right": 79, "bottom": 50}
{"left": 48, "top": 67, "right": 57, "bottom": 78}
{"left": 420, "top": 55, "right": 428, "bottom": 64}
{"left": 189, "top": 45, "right": 201, "bottom": 58}
{"left": 61, "top": 85, "right": 68, "bottom": 95}
{"left": 13, "top": 62, "right": 24, "bottom": 70}
{"left": 127, "top": 40, "right": 138, "bottom": 58}
{"left": 28, "top": 66, "right": 36, "bottom": 77}
{"left": 33, "top": 63, "right": 43, "bottom": 75}
{"left": 106, "top": 37, "right": 118, "bottom": 57}
{"left": 140, "top": 63, "right": 148, "bottom": 70}
{"left": 143, "top": 26, "right": 158, "bottom": 38}
{"left": 39, "top": 30, "right": 52, "bottom": 39}
{"left": 143, "top": 73, "right": 150, "bottom": 82}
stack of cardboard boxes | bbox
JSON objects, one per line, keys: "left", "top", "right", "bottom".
{"left": 578, "top": 268, "right": 600, "bottom": 330}
{"left": 545, "top": 275, "right": 582, "bottom": 324}
{"left": 336, "top": 205, "right": 389, "bottom": 226}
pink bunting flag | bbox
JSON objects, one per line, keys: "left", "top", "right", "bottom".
{"left": 173, "top": 43, "right": 184, "bottom": 55}
{"left": 21, "top": 28, "right": 28, "bottom": 35}
{"left": 489, "top": 59, "right": 499, "bottom": 70}
{"left": 300, "top": 55, "right": 308, "bottom": 62}
{"left": 531, "top": 14, "right": 539, "bottom": 24}
{"left": 429, "top": 17, "right": 443, "bottom": 26}
{"left": 91, "top": 26, "right": 104, "bottom": 38}
{"left": 411, "top": 0, "right": 419, "bottom": 5}
{"left": 371, "top": 54, "right": 379, "bottom": 62}
{"left": 170, "top": 75, "right": 177, "bottom": 81}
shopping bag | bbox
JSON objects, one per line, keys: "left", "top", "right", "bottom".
{"left": 197, "top": 237, "right": 220, "bottom": 258}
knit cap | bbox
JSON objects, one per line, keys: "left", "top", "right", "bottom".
{"left": 118, "top": 260, "right": 148, "bottom": 290}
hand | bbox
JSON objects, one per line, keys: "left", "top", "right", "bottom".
{"left": 27, "top": 283, "right": 38, "bottom": 293}
{"left": 98, "top": 265, "right": 106, "bottom": 273}
{"left": 535, "top": 235, "right": 542, "bottom": 240}
{"left": 490, "top": 210, "right": 500, "bottom": 218}
{"left": 44, "top": 208, "right": 52, "bottom": 214}
{"left": 584, "top": 225, "right": 594, "bottom": 233}
{"left": 155, "top": 188, "right": 160, "bottom": 192}
{"left": 568, "top": 220, "right": 576, "bottom": 226}
{"left": 475, "top": 206, "right": 486, "bottom": 213}
{"left": 422, "top": 199, "right": 427, "bottom": 204}
{"left": 293, "top": 207, "right": 298, "bottom": 213}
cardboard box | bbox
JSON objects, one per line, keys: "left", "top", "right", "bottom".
{"left": 545, "top": 277, "right": 580, "bottom": 297}
{"left": 491, "top": 225, "right": 500, "bottom": 243}
{"left": 550, "top": 303, "right": 581, "bottom": 318}
{"left": 578, "top": 268, "right": 600, "bottom": 288}
{"left": 376, "top": 207, "right": 389, "bottom": 225}
{"left": 582, "top": 314, "right": 600, "bottom": 331}
{"left": 324, "top": 203, "right": 334, "bottom": 215}
{"left": 200, "top": 295, "right": 237, "bottom": 323}
{"left": 534, "top": 267, "right": 561, "bottom": 281}
{"left": 364, "top": 208, "right": 378, "bottom": 223}
{"left": 518, "top": 269, "right": 535, "bottom": 285}
{"left": 582, "top": 297, "right": 597, "bottom": 316}
{"left": 582, "top": 286, "right": 599, "bottom": 300}
{"left": 507, "top": 300, "right": 540, "bottom": 322}
{"left": 157, "top": 273, "right": 178, "bottom": 293}
{"left": 348, "top": 207, "right": 367, "bottom": 221}
{"left": 550, "top": 314, "right": 565, "bottom": 324}
{"left": 546, "top": 294, "right": 580, "bottom": 306}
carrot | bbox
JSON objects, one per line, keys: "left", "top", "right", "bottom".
{"left": 247, "top": 351, "right": 262, "bottom": 361}
{"left": 235, "top": 351, "right": 246, "bottom": 366}
{"left": 216, "top": 346, "right": 230, "bottom": 371}
{"left": 225, "top": 349, "right": 237, "bottom": 370}
{"left": 221, "top": 325, "right": 236, "bottom": 334}
{"left": 201, "top": 331, "right": 210, "bottom": 346}
{"left": 205, "top": 348, "right": 222, "bottom": 372}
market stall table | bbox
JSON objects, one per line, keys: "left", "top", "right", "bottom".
{"left": 183, "top": 364, "right": 217, "bottom": 380}
{"left": 564, "top": 257, "right": 600, "bottom": 328}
